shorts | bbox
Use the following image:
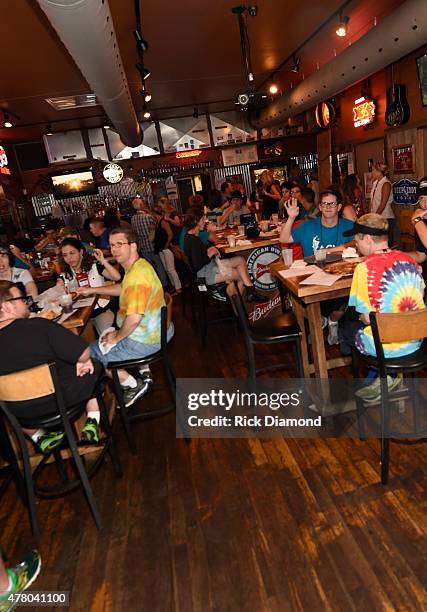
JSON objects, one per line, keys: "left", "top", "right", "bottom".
{"left": 198, "top": 260, "right": 219, "bottom": 286}
{"left": 90, "top": 324, "right": 174, "bottom": 367}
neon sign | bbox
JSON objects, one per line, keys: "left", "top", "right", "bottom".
{"left": 353, "top": 96, "right": 376, "bottom": 128}
{"left": 175, "top": 149, "right": 202, "bottom": 159}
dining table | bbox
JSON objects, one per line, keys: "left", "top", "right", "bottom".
{"left": 270, "top": 260, "right": 354, "bottom": 379}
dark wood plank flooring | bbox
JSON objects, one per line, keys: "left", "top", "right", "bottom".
{"left": 1, "top": 296, "right": 427, "bottom": 611}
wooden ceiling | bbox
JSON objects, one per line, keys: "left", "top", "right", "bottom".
{"left": 0, "top": 0, "right": 405, "bottom": 143}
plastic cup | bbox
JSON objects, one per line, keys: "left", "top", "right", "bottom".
{"left": 59, "top": 293, "right": 73, "bottom": 313}
{"left": 260, "top": 221, "right": 269, "bottom": 232}
{"left": 238, "top": 225, "right": 245, "bottom": 236}
{"left": 227, "top": 235, "right": 236, "bottom": 247}
{"left": 282, "top": 248, "right": 293, "bottom": 267}
{"left": 314, "top": 248, "right": 327, "bottom": 264}
{"left": 271, "top": 214, "right": 279, "bottom": 224}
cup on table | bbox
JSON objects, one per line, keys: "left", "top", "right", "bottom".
{"left": 314, "top": 248, "right": 327, "bottom": 265}
{"left": 260, "top": 220, "right": 269, "bottom": 232}
{"left": 282, "top": 248, "right": 293, "bottom": 267}
{"left": 238, "top": 224, "right": 245, "bottom": 236}
{"left": 59, "top": 293, "right": 73, "bottom": 314}
{"left": 271, "top": 213, "right": 279, "bottom": 224}
{"left": 227, "top": 235, "right": 237, "bottom": 248}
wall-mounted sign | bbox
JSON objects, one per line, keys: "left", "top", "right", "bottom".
{"left": 103, "top": 162, "right": 123, "bottom": 183}
{"left": 221, "top": 144, "right": 258, "bottom": 167}
{"left": 352, "top": 97, "right": 376, "bottom": 128}
{"left": 392, "top": 179, "right": 418, "bottom": 205}
{"left": 315, "top": 102, "right": 335, "bottom": 128}
{"left": 176, "top": 149, "right": 202, "bottom": 159}
{"left": 392, "top": 144, "right": 416, "bottom": 175}
{"left": 0, "top": 146, "right": 11, "bottom": 175}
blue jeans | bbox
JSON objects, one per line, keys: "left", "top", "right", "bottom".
{"left": 90, "top": 325, "right": 174, "bottom": 367}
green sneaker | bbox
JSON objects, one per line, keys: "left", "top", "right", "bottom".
{"left": 80, "top": 418, "right": 100, "bottom": 444}
{"left": 0, "top": 550, "right": 41, "bottom": 612}
{"left": 356, "top": 375, "right": 403, "bottom": 404}
{"left": 33, "top": 430, "right": 65, "bottom": 454}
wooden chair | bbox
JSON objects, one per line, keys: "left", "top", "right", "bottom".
{"left": 0, "top": 363, "right": 121, "bottom": 538}
{"left": 227, "top": 282, "right": 303, "bottom": 381}
{"left": 351, "top": 309, "right": 427, "bottom": 484}
{"left": 108, "top": 293, "right": 176, "bottom": 454}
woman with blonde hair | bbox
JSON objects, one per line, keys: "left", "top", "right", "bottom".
{"left": 369, "top": 162, "right": 395, "bottom": 244}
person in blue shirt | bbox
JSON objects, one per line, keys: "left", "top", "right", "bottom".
{"left": 280, "top": 189, "right": 354, "bottom": 257}
{"left": 280, "top": 188, "right": 355, "bottom": 344}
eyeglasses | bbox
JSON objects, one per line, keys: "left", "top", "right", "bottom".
{"left": 320, "top": 201, "right": 338, "bottom": 209}
{"left": 6, "top": 295, "right": 32, "bottom": 305}
{"left": 110, "top": 241, "right": 132, "bottom": 248}
{"left": 291, "top": 189, "right": 301, "bottom": 194}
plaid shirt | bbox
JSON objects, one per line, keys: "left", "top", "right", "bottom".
{"left": 131, "top": 211, "right": 155, "bottom": 255}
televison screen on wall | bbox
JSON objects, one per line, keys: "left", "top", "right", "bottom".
{"left": 50, "top": 168, "right": 98, "bottom": 199}
{"left": 416, "top": 53, "right": 427, "bottom": 107}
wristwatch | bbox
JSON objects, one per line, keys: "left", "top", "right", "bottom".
{"left": 412, "top": 216, "right": 425, "bottom": 226}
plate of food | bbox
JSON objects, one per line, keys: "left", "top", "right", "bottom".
{"left": 323, "top": 260, "right": 358, "bottom": 276}
{"left": 31, "top": 306, "right": 63, "bottom": 322}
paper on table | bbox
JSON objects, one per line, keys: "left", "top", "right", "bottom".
{"left": 57, "top": 310, "right": 76, "bottom": 325}
{"left": 299, "top": 271, "right": 342, "bottom": 286}
{"left": 279, "top": 265, "right": 320, "bottom": 279}
{"left": 73, "top": 297, "right": 96, "bottom": 308}
{"left": 236, "top": 239, "right": 252, "bottom": 246}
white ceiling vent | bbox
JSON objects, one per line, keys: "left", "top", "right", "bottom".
{"left": 45, "top": 94, "right": 99, "bottom": 111}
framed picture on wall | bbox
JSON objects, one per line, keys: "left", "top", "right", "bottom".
{"left": 392, "top": 144, "right": 415, "bottom": 174}
{"left": 416, "top": 53, "right": 427, "bottom": 107}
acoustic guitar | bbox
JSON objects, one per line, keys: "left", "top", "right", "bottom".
{"left": 385, "top": 64, "right": 410, "bottom": 126}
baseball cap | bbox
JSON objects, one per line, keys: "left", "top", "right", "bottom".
{"left": 417, "top": 177, "right": 427, "bottom": 197}
{"left": 343, "top": 219, "right": 388, "bottom": 237}
{"left": 230, "top": 190, "right": 243, "bottom": 200}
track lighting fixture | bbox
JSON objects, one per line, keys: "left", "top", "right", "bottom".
{"left": 3, "top": 113, "right": 12, "bottom": 128}
{"left": 45, "top": 124, "right": 53, "bottom": 135}
{"left": 269, "top": 84, "right": 279, "bottom": 95}
{"left": 133, "top": 29, "right": 149, "bottom": 52}
{"left": 193, "top": 107, "right": 199, "bottom": 119}
{"left": 291, "top": 55, "right": 300, "bottom": 73}
{"left": 143, "top": 110, "right": 151, "bottom": 120}
{"left": 336, "top": 13, "right": 349, "bottom": 37}
{"left": 136, "top": 62, "right": 151, "bottom": 80}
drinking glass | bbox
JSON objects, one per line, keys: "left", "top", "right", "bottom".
{"left": 227, "top": 235, "right": 236, "bottom": 247}
{"left": 282, "top": 248, "right": 293, "bottom": 267}
{"left": 314, "top": 249, "right": 327, "bottom": 266}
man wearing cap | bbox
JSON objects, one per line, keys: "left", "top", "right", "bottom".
{"left": 218, "top": 190, "right": 251, "bottom": 226}
{"left": 409, "top": 177, "right": 427, "bottom": 277}
{"left": 340, "top": 213, "right": 424, "bottom": 373}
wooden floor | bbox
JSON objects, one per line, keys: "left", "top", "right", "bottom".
{"left": 1, "top": 298, "right": 427, "bottom": 611}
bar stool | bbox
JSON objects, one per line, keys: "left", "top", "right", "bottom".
{"left": 0, "top": 364, "right": 121, "bottom": 539}
{"left": 108, "top": 294, "right": 176, "bottom": 454}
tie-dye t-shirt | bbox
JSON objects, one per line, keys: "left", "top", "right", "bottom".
{"left": 349, "top": 250, "right": 425, "bottom": 357}
{"left": 117, "top": 258, "right": 165, "bottom": 345}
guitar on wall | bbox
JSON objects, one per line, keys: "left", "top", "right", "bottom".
{"left": 386, "top": 63, "right": 410, "bottom": 127}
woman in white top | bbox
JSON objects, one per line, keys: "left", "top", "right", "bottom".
{"left": 0, "top": 247, "right": 37, "bottom": 299}
{"left": 57, "top": 238, "right": 121, "bottom": 334}
{"left": 369, "top": 162, "right": 395, "bottom": 245}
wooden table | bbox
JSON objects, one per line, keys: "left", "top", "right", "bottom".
{"left": 271, "top": 261, "right": 353, "bottom": 379}
{"left": 62, "top": 297, "right": 97, "bottom": 338}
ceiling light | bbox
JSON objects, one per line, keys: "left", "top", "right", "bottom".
{"left": 3, "top": 113, "right": 12, "bottom": 128}
{"left": 133, "top": 30, "right": 149, "bottom": 52}
{"left": 291, "top": 55, "right": 300, "bottom": 73}
{"left": 143, "top": 110, "right": 151, "bottom": 119}
{"left": 136, "top": 62, "right": 151, "bottom": 80}
{"left": 193, "top": 107, "right": 199, "bottom": 119}
{"left": 144, "top": 92, "right": 152, "bottom": 102}
{"left": 103, "top": 122, "right": 110, "bottom": 130}
{"left": 248, "top": 72, "right": 254, "bottom": 82}
{"left": 45, "top": 124, "right": 53, "bottom": 136}
{"left": 269, "top": 84, "right": 279, "bottom": 95}
{"left": 336, "top": 14, "right": 349, "bottom": 37}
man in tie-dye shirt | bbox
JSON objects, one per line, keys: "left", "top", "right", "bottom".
{"left": 80, "top": 227, "right": 172, "bottom": 408}
{"left": 342, "top": 214, "right": 425, "bottom": 358}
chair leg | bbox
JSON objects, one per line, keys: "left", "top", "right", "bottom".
{"left": 380, "top": 437, "right": 390, "bottom": 485}
{"left": 53, "top": 448, "right": 70, "bottom": 483}
{"left": 293, "top": 338, "right": 304, "bottom": 378}
{"left": 111, "top": 369, "right": 137, "bottom": 455}
{"left": 380, "top": 379, "right": 390, "bottom": 485}
{"left": 61, "top": 414, "right": 103, "bottom": 530}
{"left": 247, "top": 340, "right": 257, "bottom": 382}
{"left": 199, "top": 293, "right": 207, "bottom": 347}
{"left": 97, "top": 391, "right": 123, "bottom": 478}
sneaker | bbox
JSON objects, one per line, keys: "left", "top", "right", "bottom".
{"left": 356, "top": 375, "right": 403, "bottom": 403}
{"left": 327, "top": 319, "right": 339, "bottom": 345}
{"left": 210, "top": 289, "right": 227, "bottom": 302}
{"left": 0, "top": 550, "right": 41, "bottom": 612}
{"left": 321, "top": 316, "right": 328, "bottom": 329}
{"left": 33, "top": 430, "right": 65, "bottom": 454}
{"left": 122, "top": 378, "right": 150, "bottom": 408}
{"left": 80, "top": 418, "right": 100, "bottom": 444}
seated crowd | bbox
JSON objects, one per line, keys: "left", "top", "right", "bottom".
{"left": 1, "top": 174, "right": 427, "bottom": 450}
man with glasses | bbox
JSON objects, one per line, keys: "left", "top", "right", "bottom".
{"left": 77, "top": 228, "right": 171, "bottom": 407}
{"left": 280, "top": 189, "right": 355, "bottom": 344}
{"left": 0, "top": 281, "right": 103, "bottom": 451}
{"left": 280, "top": 189, "right": 354, "bottom": 257}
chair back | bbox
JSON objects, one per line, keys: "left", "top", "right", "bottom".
{"left": 161, "top": 293, "right": 173, "bottom": 348}
{"left": 0, "top": 364, "right": 55, "bottom": 402}
{"left": 370, "top": 309, "right": 427, "bottom": 344}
